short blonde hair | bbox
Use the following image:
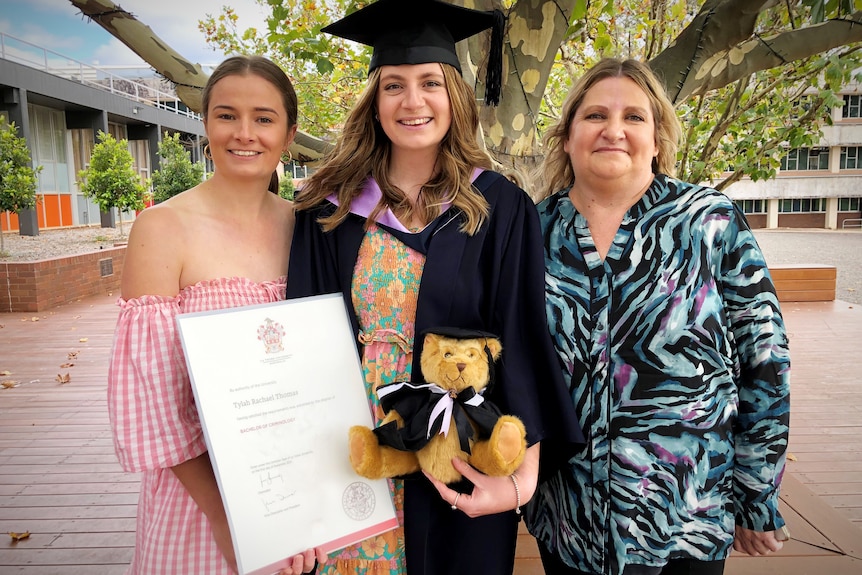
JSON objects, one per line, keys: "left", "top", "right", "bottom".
{"left": 533, "top": 58, "right": 681, "bottom": 202}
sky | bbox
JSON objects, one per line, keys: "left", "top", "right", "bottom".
{"left": 0, "top": 0, "right": 269, "bottom": 73}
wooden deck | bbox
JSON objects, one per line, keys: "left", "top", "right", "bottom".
{"left": 1, "top": 294, "right": 861, "bottom": 574}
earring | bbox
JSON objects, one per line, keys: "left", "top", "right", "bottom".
{"left": 374, "top": 113, "right": 379, "bottom": 122}
{"left": 203, "top": 144, "right": 212, "bottom": 160}
{"left": 281, "top": 150, "right": 293, "bottom": 164}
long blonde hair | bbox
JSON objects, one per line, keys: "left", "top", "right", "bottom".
{"left": 295, "top": 64, "right": 493, "bottom": 234}
{"left": 533, "top": 58, "right": 681, "bottom": 202}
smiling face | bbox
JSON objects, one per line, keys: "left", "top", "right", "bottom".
{"left": 563, "top": 76, "right": 658, "bottom": 190}
{"left": 375, "top": 62, "right": 452, "bottom": 155}
{"left": 203, "top": 73, "right": 296, "bottom": 184}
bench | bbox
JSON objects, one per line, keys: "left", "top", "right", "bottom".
{"left": 767, "top": 264, "right": 836, "bottom": 302}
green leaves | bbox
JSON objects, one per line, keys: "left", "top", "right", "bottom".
{"left": 150, "top": 132, "right": 206, "bottom": 204}
{"left": 199, "top": 0, "right": 368, "bottom": 139}
{"left": 76, "top": 131, "right": 146, "bottom": 235}
{"left": 0, "top": 122, "right": 40, "bottom": 216}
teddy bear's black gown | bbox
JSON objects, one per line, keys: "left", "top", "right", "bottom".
{"left": 287, "top": 169, "right": 584, "bottom": 575}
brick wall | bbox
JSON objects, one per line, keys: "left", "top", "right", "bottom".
{"left": 0, "top": 246, "right": 126, "bottom": 313}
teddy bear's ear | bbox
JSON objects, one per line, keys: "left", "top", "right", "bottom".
{"left": 424, "top": 333, "right": 441, "bottom": 347}
{"left": 485, "top": 338, "right": 502, "bottom": 360}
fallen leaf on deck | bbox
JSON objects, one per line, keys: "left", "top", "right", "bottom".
{"left": 8, "top": 531, "right": 30, "bottom": 541}
{"left": 67, "top": 351, "right": 79, "bottom": 360}
{"left": 73, "top": 315, "right": 81, "bottom": 319}
{"left": 0, "top": 370, "right": 11, "bottom": 376}
{"left": 30, "top": 317, "right": 39, "bottom": 322}
{"left": 56, "top": 373, "right": 71, "bottom": 384}
{"left": 78, "top": 338, "right": 88, "bottom": 343}
{"left": 60, "top": 363, "right": 74, "bottom": 368}
{"left": 1, "top": 381, "right": 20, "bottom": 389}
{"left": 786, "top": 452, "right": 797, "bottom": 461}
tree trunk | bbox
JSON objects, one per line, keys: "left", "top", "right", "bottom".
{"left": 464, "top": 0, "right": 577, "bottom": 183}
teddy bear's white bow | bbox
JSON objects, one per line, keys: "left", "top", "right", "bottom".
{"left": 377, "top": 382, "right": 485, "bottom": 439}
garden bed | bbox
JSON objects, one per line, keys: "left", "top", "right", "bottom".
{"left": 0, "top": 245, "right": 126, "bottom": 312}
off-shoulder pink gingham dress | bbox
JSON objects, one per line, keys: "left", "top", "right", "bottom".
{"left": 108, "top": 276, "right": 286, "bottom": 575}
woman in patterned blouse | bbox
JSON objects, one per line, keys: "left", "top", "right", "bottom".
{"left": 524, "top": 58, "right": 791, "bottom": 575}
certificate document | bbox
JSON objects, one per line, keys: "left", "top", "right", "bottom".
{"left": 176, "top": 294, "right": 398, "bottom": 575}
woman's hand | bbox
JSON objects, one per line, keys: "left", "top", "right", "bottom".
{"left": 423, "top": 444, "right": 540, "bottom": 518}
{"left": 733, "top": 526, "right": 785, "bottom": 556}
{"left": 278, "top": 547, "right": 326, "bottom": 575}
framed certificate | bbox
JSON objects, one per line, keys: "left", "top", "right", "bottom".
{"left": 176, "top": 294, "right": 398, "bottom": 575}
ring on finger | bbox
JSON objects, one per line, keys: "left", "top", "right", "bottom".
{"left": 451, "top": 493, "right": 461, "bottom": 510}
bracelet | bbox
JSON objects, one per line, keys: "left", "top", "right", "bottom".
{"left": 509, "top": 473, "right": 521, "bottom": 515}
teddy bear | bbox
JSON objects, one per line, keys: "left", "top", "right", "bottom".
{"left": 348, "top": 327, "right": 527, "bottom": 485}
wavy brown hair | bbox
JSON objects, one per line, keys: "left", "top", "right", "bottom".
{"left": 295, "top": 64, "right": 493, "bottom": 234}
{"left": 533, "top": 58, "right": 681, "bottom": 202}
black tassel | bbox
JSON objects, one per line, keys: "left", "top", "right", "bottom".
{"left": 484, "top": 9, "right": 505, "bottom": 106}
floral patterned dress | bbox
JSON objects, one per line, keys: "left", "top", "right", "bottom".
{"left": 319, "top": 223, "right": 422, "bottom": 574}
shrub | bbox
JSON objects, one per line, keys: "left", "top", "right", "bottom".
{"left": 150, "top": 132, "right": 205, "bottom": 203}
{"left": 77, "top": 130, "right": 145, "bottom": 236}
{"left": 0, "top": 121, "right": 42, "bottom": 252}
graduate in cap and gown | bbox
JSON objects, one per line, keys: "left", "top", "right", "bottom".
{"left": 286, "top": 1, "right": 584, "bottom": 573}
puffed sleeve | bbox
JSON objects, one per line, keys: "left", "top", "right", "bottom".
{"left": 108, "top": 296, "right": 208, "bottom": 472}
{"left": 720, "top": 205, "right": 791, "bottom": 531}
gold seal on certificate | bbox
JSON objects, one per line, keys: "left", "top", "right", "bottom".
{"left": 176, "top": 294, "right": 398, "bottom": 575}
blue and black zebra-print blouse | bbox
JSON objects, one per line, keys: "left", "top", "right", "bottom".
{"left": 525, "top": 174, "right": 790, "bottom": 574}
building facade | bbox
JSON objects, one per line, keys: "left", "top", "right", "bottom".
{"left": 0, "top": 32, "right": 206, "bottom": 234}
{"left": 724, "top": 92, "right": 862, "bottom": 230}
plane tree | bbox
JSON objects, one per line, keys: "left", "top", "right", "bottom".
{"left": 69, "top": 0, "right": 862, "bottom": 190}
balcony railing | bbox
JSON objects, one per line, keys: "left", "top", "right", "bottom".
{"left": 0, "top": 31, "right": 201, "bottom": 120}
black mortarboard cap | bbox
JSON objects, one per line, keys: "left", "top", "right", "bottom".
{"left": 422, "top": 326, "right": 499, "bottom": 341}
{"left": 321, "top": 0, "right": 505, "bottom": 106}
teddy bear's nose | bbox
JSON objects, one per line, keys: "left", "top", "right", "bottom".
{"left": 456, "top": 363, "right": 466, "bottom": 372}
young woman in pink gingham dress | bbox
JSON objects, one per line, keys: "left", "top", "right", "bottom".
{"left": 107, "top": 55, "right": 321, "bottom": 575}
{"left": 111, "top": 278, "right": 286, "bottom": 574}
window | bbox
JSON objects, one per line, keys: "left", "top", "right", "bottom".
{"left": 27, "top": 104, "right": 69, "bottom": 193}
{"left": 840, "top": 146, "right": 862, "bottom": 169}
{"left": 734, "top": 199, "right": 766, "bottom": 214}
{"left": 778, "top": 198, "right": 826, "bottom": 213}
{"left": 842, "top": 94, "right": 862, "bottom": 118}
{"left": 108, "top": 122, "right": 127, "bottom": 142}
{"left": 130, "top": 139, "right": 150, "bottom": 186}
{"left": 780, "top": 147, "right": 829, "bottom": 171}
{"left": 791, "top": 95, "right": 814, "bottom": 120}
{"left": 839, "top": 197, "right": 861, "bottom": 212}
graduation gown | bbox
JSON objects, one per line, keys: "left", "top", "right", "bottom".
{"left": 287, "top": 170, "right": 583, "bottom": 575}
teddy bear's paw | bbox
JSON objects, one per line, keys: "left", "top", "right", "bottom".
{"left": 470, "top": 415, "right": 527, "bottom": 476}
{"left": 495, "top": 416, "right": 527, "bottom": 466}
{"left": 348, "top": 426, "right": 384, "bottom": 478}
